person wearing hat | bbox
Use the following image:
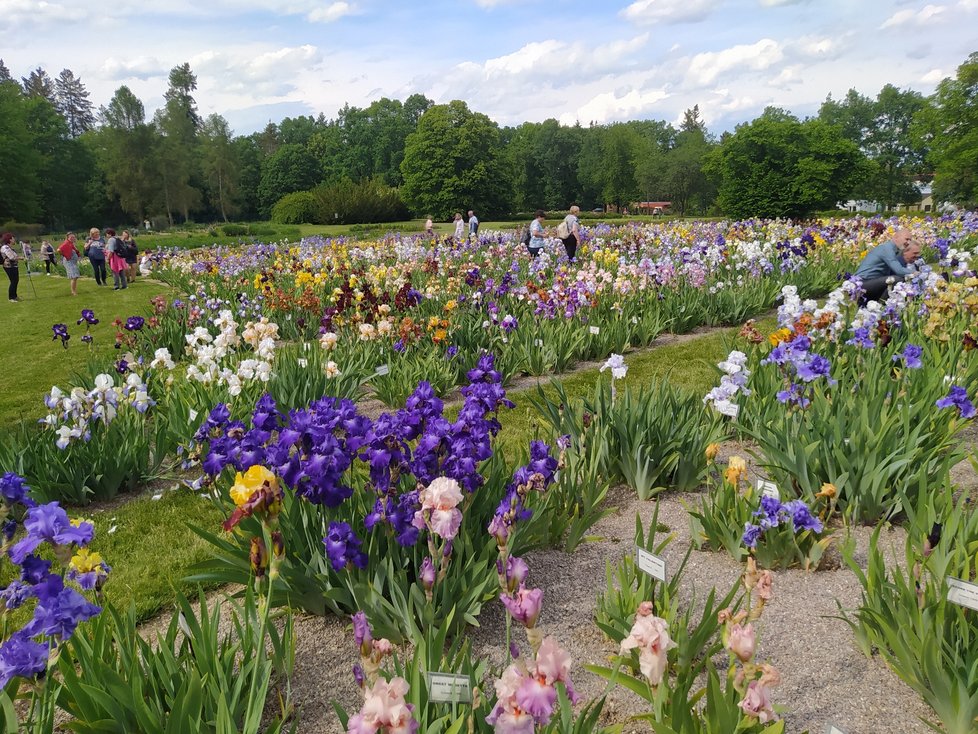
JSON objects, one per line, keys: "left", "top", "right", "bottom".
{"left": 1, "top": 232, "right": 20, "bottom": 302}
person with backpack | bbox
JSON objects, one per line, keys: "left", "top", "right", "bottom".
{"left": 121, "top": 230, "right": 138, "bottom": 281}
{"left": 1, "top": 232, "right": 20, "bottom": 302}
{"left": 84, "top": 228, "right": 107, "bottom": 286}
{"left": 58, "top": 232, "right": 82, "bottom": 296}
{"left": 556, "top": 205, "right": 581, "bottom": 260}
{"left": 105, "top": 228, "right": 128, "bottom": 290}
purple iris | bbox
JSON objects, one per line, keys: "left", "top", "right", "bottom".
{"left": 845, "top": 327, "right": 874, "bottom": 349}
{"left": 21, "top": 578, "right": 101, "bottom": 639}
{"left": 0, "top": 472, "right": 34, "bottom": 507}
{"left": 936, "top": 386, "right": 976, "bottom": 419}
{"left": 323, "top": 521, "right": 367, "bottom": 571}
{"left": 76, "top": 309, "right": 99, "bottom": 326}
{"left": 782, "top": 499, "right": 824, "bottom": 533}
{"left": 501, "top": 315, "right": 518, "bottom": 333}
{"left": 796, "top": 355, "right": 832, "bottom": 383}
{"left": 893, "top": 344, "right": 923, "bottom": 369}
{"left": 51, "top": 324, "right": 70, "bottom": 349}
{"left": 8, "top": 503, "right": 94, "bottom": 565}
{"left": 124, "top": 316, "right": 145, "bottom": 331}
{"left": 0, "top": 635, "right": 49, "bottom": 688}
{"left": 742, "top": 523, "right": 762, "bottom": 549}
{"left": 115, "top": 359, "right": 129, "bottom": 374}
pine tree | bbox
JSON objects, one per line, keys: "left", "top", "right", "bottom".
{"left": 163, "top": 62, "right": 201, "bottom": 130}
{"left": 21, "top": 67, "right": 55, "bottom": 104}
{"left": 55, "top": 69, "right": 95, "bottom": 137}
{"left": 0, "top": 59, "right": 13, "bottom": 84}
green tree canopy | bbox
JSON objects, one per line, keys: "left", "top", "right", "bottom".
{"left": 918, "top": 52, "right": 978, "bottom": 206}
{"left": 400, "top": 100, "right": 509, "bottom": 219}
{"left": 0, "top": 82, "right": 42, "bottom": 221}
{"left": 707, "top": 110, "right": 864, "bottom": 219}
{"left": 258, "top": 143, "right": 320, "bottom": 215}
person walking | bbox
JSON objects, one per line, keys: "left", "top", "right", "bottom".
{"left": 424, "top": 216, "right": 434, "bottom": 238}
{"left": 105, "top": 228, "right": 128, "bottom": 290}
{"left": 40, "top": 240, "right": 56, "bottom": 275}
{"left": 528, "top": 210, "right": 547, "bottom": 258}
{"left": 121, "top": 230, "right": 138, "bottom": 281}
{"left": 557, "top": 205, "right": 581, "bottom": 260}
{"left": 85, "top": 228, "right": 107, "bottom": 286}
{"left": 453, "top": 213, "right": 465, "bottom": 241}
{"left": 59, "top": 232, "right": 82, "bottom": 296}
{"left": 467, "top": 210, "right": 479, "bottom": 241}
{"left": 1, "top": 233, "right": 20, "bottom": 302}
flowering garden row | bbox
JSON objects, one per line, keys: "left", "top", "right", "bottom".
{"left": 1, "top": 215, "right": 977, "bottom": 732}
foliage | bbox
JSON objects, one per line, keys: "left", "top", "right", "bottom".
{"left": 400, "top": 100, "right": 510, "bottom": 219}
{"left": 58, "top": 590, "right": 296, "bottom": 734}
{"left": 843, "top": 480, "right": 978, "bottom": 734}
{"left": 707, "top": 109, "right": 864, "bottom": 219}
{"left": 919, "top": 51, "right": 978, "bottom": 207}
{"left": 258, "top": 143, "right": 320, "bottom": 216}
{"left": 270, "top": 190, "right": 319, "bottom": 224}
{"left": 533, "top": 377, "right": 721, "bottom": 500}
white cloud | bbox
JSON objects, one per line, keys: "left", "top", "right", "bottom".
{"left": 880, "top": 4, "right": 947, "bottom": 29}
{"left": 620, "top": 0, "right": 719, "bottom": 25}
{"left": 920, "top": 68, "right": 945, "bottom": 83}
{"left": 100, "top": 56, "right": 169, "bottom": 81}
{"left": 685, "top": 38, "right": 783, "bottom": 86}
{"left": 307, "top": 2, "right": 354, "bottom": 23}
{"left": 560, "top": 86, "right": 670, "bottom": 125}
{"left": 758, "top": 0, "right": 807, "bottom": 5}
{"left": 191, "top": 44, "right": 323, "bottom": 99}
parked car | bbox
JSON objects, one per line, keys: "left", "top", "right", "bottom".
{"left": 592, "top": 207, "right": 604, "bottom": 213}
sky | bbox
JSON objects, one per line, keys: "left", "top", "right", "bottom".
{"left": 1, "top": 0, "right": 976, "bottom": 136}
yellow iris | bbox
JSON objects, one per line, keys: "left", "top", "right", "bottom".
{"left": 768, "top": 328, "right": 791, "bottom": 346}
{"left": 724, "top": 456, "right": 747, "bottom": 486}
{"left": 70, "top": 547, "right": 104, "bottom": 574}
{"left": 230, "top": 465, "right": 278, "bottom": 507}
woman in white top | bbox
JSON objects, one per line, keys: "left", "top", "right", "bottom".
{"left": 528, "top": 210, "right": 547, "bottom": 257}
{"left": 453, "top": 213, "right": 465, "bottom": 240}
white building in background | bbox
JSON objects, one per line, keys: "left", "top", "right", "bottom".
{"left": 838, "top": 180, "right": 935, "bottom": 214}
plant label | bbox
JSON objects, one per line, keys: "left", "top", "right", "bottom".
{"left": 947, "top": 577, "right": 978, "bottom": 611}
{"left": 427, "top": 673, "right": 471, "bottom": 704}
{"left": 636, "top": 547, "right": 667, "bottom": 581}
{"left": 375, "top": 364, "right": 390, "bottom": 376}
{"left": 823, "top": 725, "right": 847, "bottom": 734}
{"left": 757, "top": 480, "right": 780, "bottom": 501}
{"left": 297, "top": 358, "right": 308, "bottom": 368}
{"left": 189, "top": 409, "right": 198, "bottom": 422}
{"left": 589, "top": 326, "right": 600, "bottom": 335}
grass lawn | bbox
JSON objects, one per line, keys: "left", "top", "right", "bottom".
{"left": 0, "top": 269, "right": 173, "bottom": 426}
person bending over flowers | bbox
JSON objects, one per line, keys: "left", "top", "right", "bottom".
{"left": 854, "top": 228, "right": 921, "bottom": 302}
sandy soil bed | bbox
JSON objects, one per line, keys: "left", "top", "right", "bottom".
{"left": 284, "top": 444, "right": 978, "bottom": 733}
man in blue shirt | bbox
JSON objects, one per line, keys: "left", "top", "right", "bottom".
{"left": 854, "top": 228, "right": 921, "bottom": 301}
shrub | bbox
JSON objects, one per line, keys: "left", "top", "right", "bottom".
{"left": 270, "top": 191, "right": 319, "bottom": 224}
{"left": 1, "top": 221, "right": 45, "bottom": 238}
{"left": 312, "top": 177, "right": 410, "bottom": 224}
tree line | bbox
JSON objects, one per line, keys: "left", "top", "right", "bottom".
{"left": 1, "top": 51, "right": 976, "bottom": 231}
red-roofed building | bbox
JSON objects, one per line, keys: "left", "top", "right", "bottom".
{"left": 635, "top": 202, "right": 671, "bottom": 215}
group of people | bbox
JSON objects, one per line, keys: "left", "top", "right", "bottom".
{"left": 423, "top": 211, "right": 480, "bottom": 241}
{"left": 525, "top": 206, "right": 582, "bottom": 260}
{"left": 0, "top": 227, "right": 152, "bottom": 302}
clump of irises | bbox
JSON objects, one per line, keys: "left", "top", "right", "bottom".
{"left": 0, "top": 472, "right": 108, "bottom": 715}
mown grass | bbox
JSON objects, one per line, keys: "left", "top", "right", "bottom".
{"left": 0, "top": 271, "right": 172, "bottom": 426}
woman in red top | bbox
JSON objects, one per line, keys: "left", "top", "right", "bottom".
{"left": 58, "top": 232, "right": 82, "bottom": 296}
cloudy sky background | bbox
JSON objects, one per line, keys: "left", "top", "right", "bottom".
{"left": 2, "top": 0, "right": 975, "bottom": 135}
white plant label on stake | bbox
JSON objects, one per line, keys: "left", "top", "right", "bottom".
{"left": 375, "top": 364, "right": 390, "bottom": 376}
{"left": 427, "top": 673, "right": 471, "bottom": 704}
{"left": 823, "top": 725, "right": 847, "bottom": 734}
{"left": 636, "top": 547, "right": 667, "bottom": 582}
{"left": 589, "top": 326, "right": 600, "bottom": 335}
{"left": 756, "top": 480, "right": 780, "bottom": 501}
{"left": 947, "top": 577, "right": 978, "bottom": 611}
{"left": 297, "top": 358, "right": 308, "bottom": 368}
{"left": 189, "top": 409, "right": 198, "bottom": 422}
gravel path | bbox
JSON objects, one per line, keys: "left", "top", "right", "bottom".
{"left": 286, "top": 447, "right": 959, "bottom": 733}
